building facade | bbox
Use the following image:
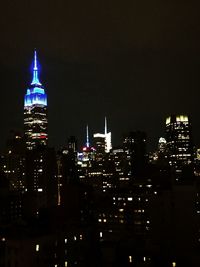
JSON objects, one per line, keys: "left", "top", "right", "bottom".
{"left": 165, "top": 115, "right": 194, "bottom": 181}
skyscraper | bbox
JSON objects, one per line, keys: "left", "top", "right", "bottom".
{"left": 24, "top": 51, "right": 48, "bottom": 150}
{"left": 123, "top": 131, "right": 147, "bottom": 177}
{"left": 93, "top": 117, "right": 112, "bottom": 155}
{"left": 165, "top": 115, "right": 194, "bottom": 180}
{"left": 104, "top": 117, "right": 112, "bottom": 153}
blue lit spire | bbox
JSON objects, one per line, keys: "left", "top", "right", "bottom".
{"left": 25, "top": 50, "right": 47, "bottom": 107}
{"left": 31, "top": 50, "right": 41, "bottom": 85}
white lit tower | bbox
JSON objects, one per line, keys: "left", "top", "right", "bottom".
{"left": 93, "top": 117, "right": 112, "bottom": 154}
{"left": 104, "top": 117, "right": 112, "bottom": 153}
{"left": 24, "top": 50, "right": 48, "bottom": 150}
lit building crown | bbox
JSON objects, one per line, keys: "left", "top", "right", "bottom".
{"left": 93, "top": 117, "right": 112, "bottom": 153}
{"left": 31, "top": 50, "right": 42, "bottom": 86}
{"left": 24, "top": 50, "right": 47, "bottom": 107}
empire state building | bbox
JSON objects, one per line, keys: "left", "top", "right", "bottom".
{"left": 24, "top": 51, "right": 48, "bottom": 150}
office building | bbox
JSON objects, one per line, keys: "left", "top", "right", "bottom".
{"left": 123, "top": 131, "right": 147, "bottom": 177}
{"left": 165, "top": 115, "right": 194, "bottom": 180}
{"left": 93, "top": 117, "right": 112, "bottom": 160}
{"left": 24, "top": 147, "right": 57, "bottom": 217}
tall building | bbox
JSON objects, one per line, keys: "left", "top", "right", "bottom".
{"left": 93, "top": 117, "right": 112, "bottom": 156}
{"left": 80, "top": 125, "right": 96, "bottom": 163}
{"left": 104, "top": 117, "right": 112, "bottom": 153}
{"left": 23, "top": 52, "right": 57, "bottom": 217}
{"left": 123, "top": 131, "right": 147, "bottom": 177}
{"left": 24, "top": 50, "right": 48, "bottom": 150}
{"left": 25, "top": 147, "right": 57, "bottom": 217}
{"left": 3, "top": 132, "right": 26, "bottom": 191}
{"left": 165, "top": 115, "right": 194, "bottom": 180}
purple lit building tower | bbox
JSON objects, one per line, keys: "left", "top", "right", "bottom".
{"left": 24, "top": 51, "right": 48, "bottom": 150}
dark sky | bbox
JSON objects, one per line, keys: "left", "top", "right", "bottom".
{"left": 0, "top": 0, "right": 199, "bottom": 151}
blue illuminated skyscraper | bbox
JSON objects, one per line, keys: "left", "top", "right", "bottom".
{"left": 24, "top": 50, "right": 48, "bottom": 150}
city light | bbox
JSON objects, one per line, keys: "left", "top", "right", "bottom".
{"left": 0, "top": 50, "right": 198, "bottom": 267}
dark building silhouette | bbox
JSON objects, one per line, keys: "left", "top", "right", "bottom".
{"left": 123, "top": 131, "right": 147, "bottom": 177}
{"left": 2, "top": 131, "right": 26, "bottom": 192}
{"left": 24, "top": 147, "right": 57, "bottom": 218}
{"left": 0, "top": 171, "right": 22, "bottom": 225}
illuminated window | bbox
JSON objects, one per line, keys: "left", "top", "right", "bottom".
{"left": 128, "top": 197, "right": 133, "bottom": 201}
{"left": 129, "top": 256, "right": 132, "bottom": 263}
{"left": 65, "top": 238, "right": 67, "bottom": 243}
{"left": 36, "top": 244, "right": 39, "bottom": 251}
{"left": 172, "top": 262, "right": 176, "bottom": 267}
{"left": 100, "top": 232, "right": 103, "bottom": 238}
{"left": 65, "top": 262, "right": 68, "bottom": 267}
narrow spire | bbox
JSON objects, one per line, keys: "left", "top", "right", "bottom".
{"left": 104, "top": 116, "right": 107, "bottom": 135}
{"left": 86, "top": 125, "right": 90, "bottom": 147}
{"left": 31, "top": 50, "right": 41, "bottom": 85}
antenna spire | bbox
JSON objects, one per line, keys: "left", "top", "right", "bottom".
{"left": 31, "top": 50, "right": 41, "bottom": 85}
{"left": 104, "top": 116, "right": 107, "bottom": 135}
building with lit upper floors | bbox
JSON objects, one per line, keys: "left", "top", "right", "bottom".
{"left": 165, "top": 115, "right": 194, "bottom": 182}
{"left": 24, "top": 50, "right": 48, "bottom": 150}
{"left": 93, "top": 117, "right": 112, "bottom": 161}
{"left": 23, "top": 52, "right": 57, "bottom": 217}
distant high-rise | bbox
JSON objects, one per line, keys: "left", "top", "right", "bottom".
{"left": 93, "top": 117, "right": 112, "bottom": 155}
{"left": 123, "top": 131, "right": 147, "bottom": 176}
{"left": 104, "top": 117, "right": 112, "bottom": 153}
{"left": 158, "top": 137, "right": 167, "bottom": 153}
{"left": 165, "top": 115, "right": 194, "bottom": 179}
{"left": 81, "top": 125, "right": 95, "bottom": 163}
{"left": 24, "top": 50, "right": 48, "bottom": 150}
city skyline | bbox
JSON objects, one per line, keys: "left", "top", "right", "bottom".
{"left": 0, "top": 49, "right": 199, "bottom": 151}
{"left": 0, "top": 1, "right": 199, "bottom": 151}
{"left": 1, "top": 2, "right": 200, "bottom": 266}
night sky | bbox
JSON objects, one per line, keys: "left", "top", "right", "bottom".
{"left": 0, "top": 0, "right": 199, "bottom": 151}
